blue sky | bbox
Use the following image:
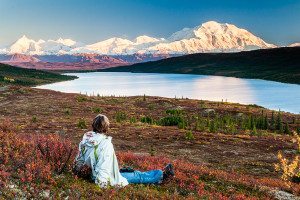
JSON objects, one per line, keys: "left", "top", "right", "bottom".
{"left": 1, "top": 0, "right": 300, "bottom": 46}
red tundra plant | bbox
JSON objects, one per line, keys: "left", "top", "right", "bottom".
{"left": 0, "top": 130, "right": 76, "bottom": 192}
{"left": 36, "top": 134, "right": 75, "bottom": 174}
{"left": 0, "top": 127, "right": 295, "bottom": 199}
{"left": 0, "top": 118, "right": 16, "bottom": 133}
{"left": 117, "top": 152, "right": 270, "bottom": 199}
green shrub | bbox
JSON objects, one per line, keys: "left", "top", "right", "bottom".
{"left": 77, "top": 118, "right": 87, "bottom": 129}
{"left": 148, "top": 104, "right": 155, "bottom": 110}
{"left": 130, "top": 117, "right": 137, "bottom": 124}
{"left": 64, "top": 108, "right": 72, "bottom": 115}
{"left": 185, "top": 130, "right": 194, "bottom": 140}
{"left": 31, "top": 116, "right": 37, "bottom": 123}
{"left": 160, "top": 115, "right": 184, "bottom": 126}
{"left": 141, "top": 116, "right": 154, "bottom": 124}
{"left": 178, "top": 121, "right": 187, "bottom": 129}
{"left": 195, "top": 118, "right": 206, "bottom": 131}
{"left": 115, "top": 111, "right": 127, "bottom": 123}
{"left": 284, "top": 122, "right": 291, "bottom": 135}
{"left": 149, "top": 146, "right": 156, "bottom": 156}
{"left": 271, "top": 111, "right": 275, "bottom": 129}
{"left": 199, "top": 101, "right": 206, "bottom": 109}
{"left": 92, "top": 107, "right": 103, "bottom": 113}
{"left": 276, "top": 111, "right": 283, "bottom": 133}
{"left": 209, "top": 120, "right": 217, "bottom": 133}
{"left": 76, "top": 95, "right": 88, "bottom": 102}
{"left": 166, "top": 109, "right": 183, "bottom": 115}
{"left": 251, "top": 125, "right": 257, "bottom": 135}
{"left": 249, "top": 104, "right": 263, "bottom": 108}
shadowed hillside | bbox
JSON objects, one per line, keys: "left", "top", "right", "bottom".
{"left": 0, "top": 63, "right": 76, "bottom": 86}
{"left": 102, "top": 47, "right": 300, "bottom": 84}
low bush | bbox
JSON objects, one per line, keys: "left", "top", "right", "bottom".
{"left": 165, "top": 109, "right": 183, "bottom": 115}
{"left": 92, "top": 107, "right": 103, "bottom": 113}
{"left": 275, "top": 133, "right": 300, "bottom": 184}
{"left": 0, "top": 131, "right": 76, "bottom": 195}
{"left": 148, "top": 104, "right": 155, "bottom": 110}
{"left": 185, "top": 130, "right": 194, "bottom": 140}
{"left": 77, "top": 118, "right": 87, "bottom": 129}
{"left": 159, "top": 115, "right": 184, "bottom": 126}
{"left": 31, "top": 116, "right": 37, "bottom": 123}
{"left": 64, "top": 108, "right": 72, "bottom": 115}
{"left": 140, "top": 116, "right": 154, "bottom": 124}
{"left": 76, "top": 95, "right": 88, "bottom": 102}
{"left": 115, "top": 111, "right": 127, "bottom": 123}
{"left": 130, "top": 117, "right": 137, "bottom": 124}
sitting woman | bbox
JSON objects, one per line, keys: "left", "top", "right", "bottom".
{"left": 73, "top": 114, "right": 174, "bottom": 188}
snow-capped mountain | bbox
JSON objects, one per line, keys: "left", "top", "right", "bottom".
{"left": 41, "top": 38, "right": 82, "bottom": 55}
{"left": 9, "top": 35, "right": 44, "bottom": 55}
{"left": 289, "top": 43, "right": 300, "bottom": 47}
{"left": 0, "top": 48, "right": 7, "bottom": 54}
{"left": 147, "top": 21, "right": 276, "bottom": 54}
{"left": 72, "top": 35, "right": 164, "bottom": 55}
{"left": 1, "top": 21, "right": 276, "bottom": 55}
{"left": 6, "top": 35, "right": 82, "bottom": 55}
{"left": 74, "top": 37, "right": 134, "bottom": 55}
{"left": 134, "top": 35, "right": 162, "bottom": 44}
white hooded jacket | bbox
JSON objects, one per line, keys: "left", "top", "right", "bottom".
{"left": 75, "top": 131, "right": 129, "bottom": 188}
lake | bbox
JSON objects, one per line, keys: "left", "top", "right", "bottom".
{"left": 36, "top": 72, "right": 300, "bottom": 113}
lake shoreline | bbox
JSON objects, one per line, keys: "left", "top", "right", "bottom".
{"left": 101, "top": 47, "right": 300, "bottom": 85}
{"left": 37, "top": 72, "right": 300, "bottom": 114}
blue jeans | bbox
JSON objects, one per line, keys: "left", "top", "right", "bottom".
{"left": 121, "top": 170, "right": 163, "bottom": 184}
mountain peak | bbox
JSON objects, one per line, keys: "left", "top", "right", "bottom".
{"left": 199, "top": 21, "right": 235, "bottom": 32}
{"left": 135, "top": 35, "right": 160, "bottom": 44}
{"left": 201, "top": 21, "right": 222, "bottom": 27}
{"left": 9, "top": 35, "right": 41, "bottom": 55}
{"left": 17, "top": 35, "right": 33, "bottom": 42}
{"left": 55, "top": 38, "right": 76, "bottom": 46}
{"left": 21, "top": 35, "right": 29, "bottom": 39}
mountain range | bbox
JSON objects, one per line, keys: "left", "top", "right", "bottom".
{"left": 1, "top": 21, "right": 280, "bottom": 56}
{"left": 0, "top": 21, "right": 299, "bottom": 70}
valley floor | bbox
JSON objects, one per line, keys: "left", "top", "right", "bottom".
{"left": 1, "top": 86, "right": 300, "bottom": 199}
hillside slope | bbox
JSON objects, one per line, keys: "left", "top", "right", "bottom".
{"left": 1, "top": 87, "right": 300, "bottom": 198}
{"left": 103, "top": 47, "right": 300, "bottom": 84}
{"left": 0, "top": 63, "right": 76, "bottom": 86}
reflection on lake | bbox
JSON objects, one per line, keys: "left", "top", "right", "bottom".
{"left": 36, "top": 72, "right": 300, "bottom": 113}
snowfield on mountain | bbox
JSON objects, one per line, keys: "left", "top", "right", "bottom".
{"left": 289, "top": 43, "right": 300, "bottom": 47}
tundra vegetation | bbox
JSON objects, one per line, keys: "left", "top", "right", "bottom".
{"left": 0, "top": 66, "right": 300, "bottom": 199}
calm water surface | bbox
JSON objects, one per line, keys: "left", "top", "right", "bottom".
{"left": 36, "top": 72, "right": 300, "bottom": 113}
